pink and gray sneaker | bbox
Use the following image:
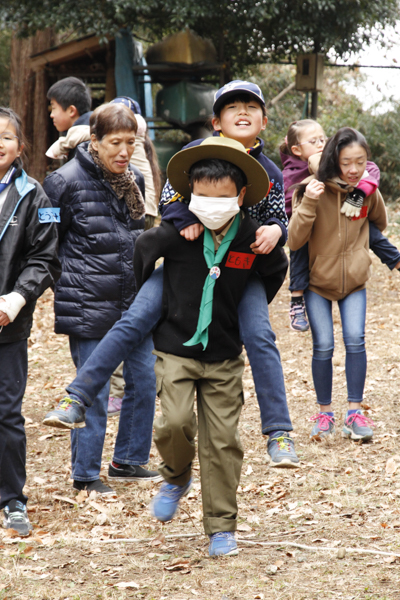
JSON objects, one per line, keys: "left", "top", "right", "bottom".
{"left": 289, "top": 298, "right": 309, "bottom": 332}
{"left": 342, "top": 410, "right": 374, "bottom": 442}
{"left": 310, "top": 412, "right": 335, "bottom": 440}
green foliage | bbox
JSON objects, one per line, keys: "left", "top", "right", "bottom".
{"left": 2, "top": 2, "right": 400, "bottom": 198}
{"left": 0, "top": 30, "right": 11, "bottom": 106}
{"left": 2, "top": 0, "right": 399, "bottom": 76}
{"left": 253, "top": 64, "right": 400, "bottom": 201}
{"left": 358, "top": 104, "right": 400, "bottom": 201}
{"left": 248, "top": 63, "right": 304, "bottom": 161}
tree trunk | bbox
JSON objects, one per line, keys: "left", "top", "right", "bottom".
{"left": 10, "top": 30, "right": 55, "bottom": 182}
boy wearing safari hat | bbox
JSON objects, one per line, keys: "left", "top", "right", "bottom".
{"left": 134, "top": 136, "right": 288, "bottom": 557}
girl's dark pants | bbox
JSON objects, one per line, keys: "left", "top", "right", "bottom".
{"left": 0, "top": 340, "right": 28, "bottom": 508}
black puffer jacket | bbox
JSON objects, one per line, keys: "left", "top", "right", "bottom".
{"left": 0, "top": 168, "right": 61, "bottom": 344}
{"left": 43, "top": 144, "right": 145, "bottom": 338}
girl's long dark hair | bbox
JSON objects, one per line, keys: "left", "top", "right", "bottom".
{"left": 295, "top": 127, "right": 370, "bottom": 199}
{"left": 317, "top": 127, "right": 370, "bottom": 183}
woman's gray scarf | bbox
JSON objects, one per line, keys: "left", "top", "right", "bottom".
{"left": 89, "top": 143, "right": 145, "bottom": 220}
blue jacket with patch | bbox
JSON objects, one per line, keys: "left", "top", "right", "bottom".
{"left": 43, "top": 144, "right": 145, "bottom": 339}
{"left": 159, "top": 134, "right": 288, "bottom": 244}
{"left": 0, "top": 168, "right": 61, "bottom": 344}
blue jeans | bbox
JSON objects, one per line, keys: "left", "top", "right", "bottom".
{"left": 304, "top": 289, "right": 367, "bottom": 406}
{"left": 69, "top": 332, "right": 156, "bottom": 482}
{"left": 238, "top": 274, "right": 292, "bottom": 434}
{"left": 67, "top": 267, "right": 292, "bottom": 436}
{"left": 67, "top": 267, "right": 163, "bottom": 408}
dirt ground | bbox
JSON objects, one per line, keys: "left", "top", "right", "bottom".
{"left": 2, "top": 209, "right": 400, "bottom": 600}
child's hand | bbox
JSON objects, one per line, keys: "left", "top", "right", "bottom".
{"left": 305, "top": 179, "right": 325, "bottom": 199}
{"left": 0, "top": 300, "right": 10, "bottom": 327}
{"left": 180, "top": 223, "right": 204, "bottom": 241}
{"left": 250, "top": 224, "right": 281, "bottom": 254}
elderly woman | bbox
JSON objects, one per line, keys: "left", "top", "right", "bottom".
{"left": 43, "top": 103, "right": 160, "bottom": 494}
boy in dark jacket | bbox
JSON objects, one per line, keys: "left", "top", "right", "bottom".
{"left": 0, "top": 107, "right": 61, "bottom": 536}
{"left": 159, "top": 81, "right": 298, "bottom": 468}
{"left": 134, "top": 137, "right": 288, "bottom": 556}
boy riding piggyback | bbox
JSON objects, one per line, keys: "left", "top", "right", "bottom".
{"left": 160, "top": 80, "right": 298, "bottom": 468}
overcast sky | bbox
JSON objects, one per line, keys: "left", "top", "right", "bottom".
{"left": 336, "top": 24, "right": 400, "bottom": 113}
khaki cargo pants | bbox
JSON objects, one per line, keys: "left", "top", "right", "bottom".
{"left": 154, "top": 350, "right": 244, "bottom": 535}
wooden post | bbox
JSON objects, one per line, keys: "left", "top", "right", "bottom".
{"left": 105, "top": 45, "right": 116, "bottom": 102}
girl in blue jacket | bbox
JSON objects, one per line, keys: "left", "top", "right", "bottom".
{"left": 0, "top": 107, "right": 61, "bottom": 536}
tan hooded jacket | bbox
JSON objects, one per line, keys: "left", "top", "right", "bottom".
{"left": 288, "top": 154, "right": 387, "bottom": 301}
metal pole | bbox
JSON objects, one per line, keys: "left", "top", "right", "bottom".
{"left": 301, "top": 92, "right": 309, "bottom": 119}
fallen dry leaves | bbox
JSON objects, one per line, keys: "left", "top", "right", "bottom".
{"left": 2, "top": 209, "right": 400, "bottom": 599}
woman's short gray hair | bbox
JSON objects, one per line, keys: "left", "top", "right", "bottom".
{"left": 90, "top": 103, "right": 138, "bottom": 141}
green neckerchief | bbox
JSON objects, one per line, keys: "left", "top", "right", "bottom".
{"left": 184, "top": 212, "right": 241, "bottom": 351}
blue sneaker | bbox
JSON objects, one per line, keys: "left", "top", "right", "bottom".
{"left": 289, "top": 299, "right": 309, "bottom": 332}
{"left": 310, "top": 413, "right": 335, "bottom": 440}
{"left": 150, "top": 479, "right": 192, "bottom": 522}
{"left": 267, "top": 432, "right": 300, "bottom": 468}
{"left": 43, "top": 395, "right": 86, "bottom": 429}
{"left": 209, "top": 532, "right": 238, "bottom": 557}
{"left": 342, "top": 410, "right": 374, "bottom": 442}
{"left": 3, "top": 500, "right": 32, "bottom": 537}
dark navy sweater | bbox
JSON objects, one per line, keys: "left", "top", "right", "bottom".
{"left": 134, "top": 212, "right": 288, "bottom": 362}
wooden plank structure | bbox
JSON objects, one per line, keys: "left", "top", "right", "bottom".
{"left": 10, "top": 32, "right": 116, "bottom": 182}
{"left": 9, "top": 28, "right": 220, "bottom": 180}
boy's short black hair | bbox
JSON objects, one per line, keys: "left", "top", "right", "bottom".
{"left": 47, "top": 77, "right": 92, "bottom": 116}
{"left": 189, "top": 158, "right": 247, "bottom": 195}
{"left": 213, "top": 93, "right": 267, "bottom": 119}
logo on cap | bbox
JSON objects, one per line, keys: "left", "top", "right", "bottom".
{"left": 213, "top": 80, "right": 265, "bottom": 112}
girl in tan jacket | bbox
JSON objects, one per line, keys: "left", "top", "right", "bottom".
{"left": 288, "top": 127, "right": 387, "bottom": 442}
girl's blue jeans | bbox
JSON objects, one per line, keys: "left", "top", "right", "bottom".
{"left": 304, "top": 288, "right": 367, "bottom": 406}
{"left": 69, "top": 331, "right": 156, "bottom": 482}
{"left": 67, "top": 267, "right": 292, "bottom": 437}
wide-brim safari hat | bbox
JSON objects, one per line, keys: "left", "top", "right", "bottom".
{"left": 167, "top": 137, "right": 270, "bottom": 207}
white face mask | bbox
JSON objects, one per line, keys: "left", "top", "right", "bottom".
{"left": 189, "top": 194, "right": 240, "bottom": 230}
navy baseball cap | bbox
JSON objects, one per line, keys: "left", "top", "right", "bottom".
{"left": 110, "top": 96, "right": 142, "bottom": 115}
{"left": 213, "top": 80, "right": 265, "bottom": 114}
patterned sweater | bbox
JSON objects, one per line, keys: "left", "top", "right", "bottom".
{"left": 159, "top": 133, "right": 288, "bottom": 245}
